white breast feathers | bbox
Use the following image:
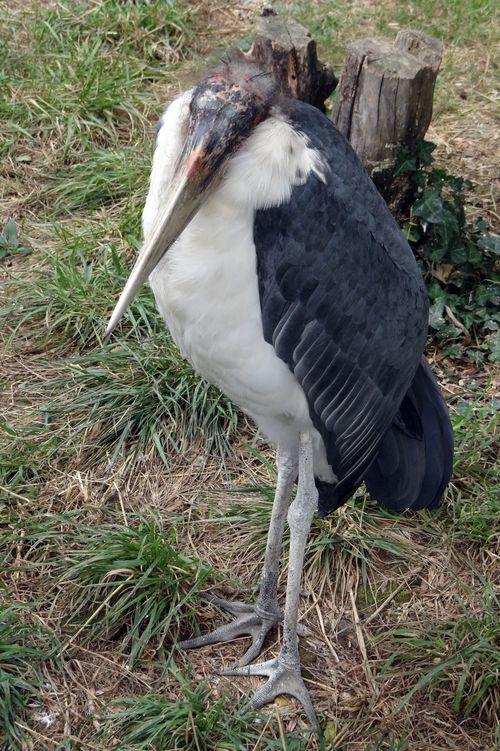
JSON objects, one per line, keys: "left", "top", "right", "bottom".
{"left": 143, "top": 91, "right": 334, "bottom": 482}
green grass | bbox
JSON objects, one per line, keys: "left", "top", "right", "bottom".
{"left": 95, "top": 683, "right": 287, "bottom": 750}
{"left": 45, "top": 341, "right": 238, "bottom": 463}
{"left": 381, "top": 585, "right": 499, "bottom": 720}
{"left": 0, "top": 423, "right": 48, "bottom": 494}
{"left": 3, "top": 225, "right": 155, "bottom": 350}
{"left": 199, "top": 485, "right": 414, "bottom": 590}
{"left": 0, "top": 3, "right": 238, "bottom": 486}
{"left": 57, "top": 518, "right": 212, "bottom": 666}
{"left": 0, "top": 3, "right": 242, "bottom": 743}
{"left": 288, "top": 0, "right": 498, "bottom": 60}
{"left": 3, "top": 513, "right": 212, "bottom": 668}
{"left": 1, "top": 220, "right": 239, "bottom": 477}
{"left": 45, "top": 146, "right": 150, "bottom": 216}
{"left": 0, "top": 0, "right": 191, "bottom": 159}
{"left": 448, "top": 402, "right": 499, "bottom": 545}
{"left": 0, "top": 335, "right": 238, "bottom": 476}
{"left": 371, "top": 0, "right": 496, "bottom": 45}
{"left": 0, "top": 603, "right": 55, "bottom": 750}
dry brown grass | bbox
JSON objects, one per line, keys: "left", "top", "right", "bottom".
{"left": 4, "top": 439, "right": 496, "bottom": 749}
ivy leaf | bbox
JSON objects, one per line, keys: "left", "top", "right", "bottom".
{"left": 466, "top": 244, "right": 485, "bottom": 267}
{"left": 474, "top": 285, "right": 489, "bottom": 306}
{"left": 435, "top": 208, "right": 460, "bottom": 251}
{"left": 477, "top": 232, "right": 500, "bottom": 255}
{"left": 489, "top": 284, "right": 500, "bottom": 306}
{"left": 427, "top": 167, "right": 448, "bottom": 188}
{"left": 416, "top": 140, "right": 436, "bottom": 166}
{"left": 484, "top": 319, "right": 498, "bottom": 331}
{"left": 413, "top": 170, "right": 427, "bottom": 190}
{"left": 394, "top": 139, "right": 498, "bottom": 362}
{"left": 427, "top": 243, "right": 447, "bottom": 263}
{"left": 429, "top": 302, "right": 446, "bottom": 330}
{"left": 426, "top": 278, "right": 447, "bottom": 301}
{"left": 449, "top": 245, "right": 468, "bottom": 265}
{"left": 448, "top": 175, "right": 466, "bottom": 194}
{"left": 444, "top": 343, "right": 463, "bottom": 358}
{"left": 403, "top": 221, "right": 421, "bottom": 243}
{"left": 394, "top": 152, "right": 417, "bottom": 176}
{"left": 412, "top": 190, "right": 444, "bottom": 224}
{"left": 486, "top": 331, "right": 500, "bottom": 362}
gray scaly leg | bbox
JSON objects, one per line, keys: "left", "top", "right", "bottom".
{"left": 178, "top": 447, "right": 298, "bottom": 666}
{"left": 217, "top": 432, "right": 319, "bottom": 728}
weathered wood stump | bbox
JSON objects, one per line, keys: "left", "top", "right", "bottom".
{"left": 395, "top": 29, "right": 443, "bottom": 74}
{"left": 332, "top": 30, "right": 443, "bottom": 217}
{"left": 245, "top": 10, "right": 337, "bottom": 113}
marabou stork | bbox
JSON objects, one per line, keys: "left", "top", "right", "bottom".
{"left": 106, "top": 61, "right": 453, "bottom": 726}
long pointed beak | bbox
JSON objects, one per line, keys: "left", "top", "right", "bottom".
{"left": 106, "top": 69, "right": 271, "bottom": 337}
{"left": 106, "top": 143, "right": 218, "bottom": 337}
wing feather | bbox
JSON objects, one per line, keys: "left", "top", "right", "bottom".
{"left": 254, "top": 101, "right": 429, "bottom": 515}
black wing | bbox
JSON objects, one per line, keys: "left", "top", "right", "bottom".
{"left": 254, "top": 101, "right": 429, "bottom": 516}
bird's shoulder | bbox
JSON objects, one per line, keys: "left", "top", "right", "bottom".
{"left": 256, "top": 98, "right": 428, "bottom": 346}
{"left": 269, "top": 99, "right": 424, "bottom": 280}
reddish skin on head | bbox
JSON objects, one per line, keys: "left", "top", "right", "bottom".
{"left": 181, "top": 62, "right": 278, "bottom": 187}
{"left": 185, "top": 145, "right": 206, "bottom": 179}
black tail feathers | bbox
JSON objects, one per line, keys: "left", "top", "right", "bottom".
{"left": 363, "top": 358, "right": 453, "bottom": 511}
{"left": 315, "top": 358, "right": 453, "bottom": 515}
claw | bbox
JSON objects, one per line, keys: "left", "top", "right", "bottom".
{"left": 218, "top": 655, "right": 319, "bottom": 729}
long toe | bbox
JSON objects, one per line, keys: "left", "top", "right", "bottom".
{"left": 236, "top": 629, "right": 268, "bottom": 667}
{"left": 200, "top": 592, "right": 256, "bottom": 616}
{"left": 178, "top": 618, "right": 253, "bottom": 650}
{"left": 214, "top": 657, "right": 277, "bottom": 677}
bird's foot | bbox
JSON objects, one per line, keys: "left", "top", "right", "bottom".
{"left": 178, "top": 593, "right": 283, "bottom": 666}
{"left": 215, "top": 654, "right": 319, "bottom": 729}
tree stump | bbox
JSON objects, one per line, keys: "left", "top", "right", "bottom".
{"left": 332, "top": 31, "right": 443, "bottom": 217}
{"left": 245, "top": 10, "right": 337, "bottom": 113}
{"left": 394, "top": 29, "right": 443, "bottom": 74}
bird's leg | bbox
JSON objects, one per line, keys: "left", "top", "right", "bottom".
{"left": 178, "top": 447, "right": 298, "bottom": 666}
{"left": 254, "top": 448, "right": 298, "bottom": 617}
{"left": 217, "top": 432, "right": 319, "bottom": 728}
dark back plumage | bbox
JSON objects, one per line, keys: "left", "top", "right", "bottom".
{"left": 254, "top": 100, "right": 452, "bottom": 515}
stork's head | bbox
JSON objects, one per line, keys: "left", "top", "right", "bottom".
{"left": 106, "top": 62, "right": 277, "bottom": 336}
